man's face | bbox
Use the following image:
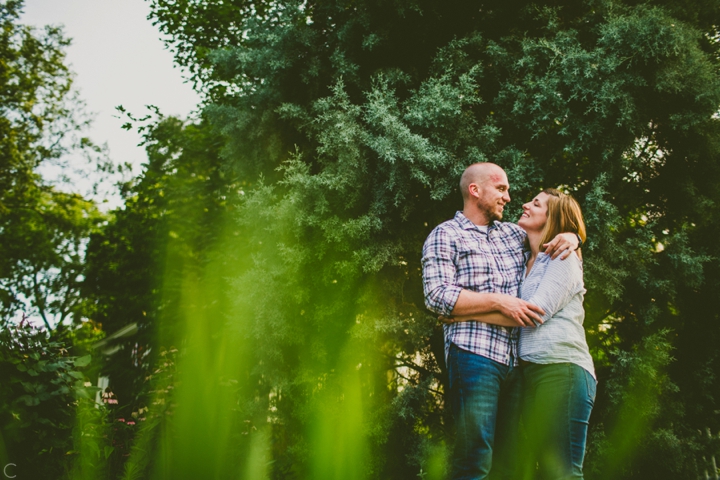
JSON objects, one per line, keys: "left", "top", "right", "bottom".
{"left": 475, "top": 170, "right": 511, "bottom": 222}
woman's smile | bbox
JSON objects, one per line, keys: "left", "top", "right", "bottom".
{"left": 518, "top": 192, "right": 550, "bottom": 232}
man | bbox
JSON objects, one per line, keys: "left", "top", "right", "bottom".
{"left": 422, "top": 163, "right": 579, "bottom": 479}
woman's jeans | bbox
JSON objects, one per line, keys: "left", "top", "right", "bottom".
{"left": 446, "top": 344, "right": 523, "bottom": 480}
{"left": 521, "top": 362, "right": 596, "bottom": 480}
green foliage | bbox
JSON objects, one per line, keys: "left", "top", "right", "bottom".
{"left": 66, "top": 397, "right": 113, "bottom": 480}
{"left": 0, "top": 322, "right": 96, "bottom": 478}
{"left": 83, "top": 114, "right": 232, "bottom": 409}
{"left": 119, "top": 347, "right": 178, "bottom": 480}
{"left": 588, "top": 329, "right": 681, "bottom": 477}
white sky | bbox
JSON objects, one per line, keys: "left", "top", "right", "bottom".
{"left": 21, "top": 0, "right": 201, "bottom": 208}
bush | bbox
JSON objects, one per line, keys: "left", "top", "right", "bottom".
{"left": 0, "top": 321, "right": 95, "bottom": 478}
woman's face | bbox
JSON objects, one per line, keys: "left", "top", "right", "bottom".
{"left": 518, "top": 192, "right": 549, "bottom": 233}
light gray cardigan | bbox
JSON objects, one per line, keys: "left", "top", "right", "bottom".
{"left": 518, "top": 251, "right": 595, "bottom": 379}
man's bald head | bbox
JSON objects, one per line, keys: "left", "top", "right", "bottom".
{"left": 460, "top": 163, "right": 506, "bottom": 201}
{"left": 459, "top": 163, "right": 511, "bottom": 224}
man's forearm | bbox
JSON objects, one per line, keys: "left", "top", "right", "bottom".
{"left": 449, "top": 312, "right": 519, "bottom": 327}
{"left": 450, "top": 290, "right": 507, "bottom": 316}
{"left": 451, "top": 289, "right": 546, "bottom": 326}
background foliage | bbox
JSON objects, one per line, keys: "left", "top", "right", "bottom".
{"left": 3, "top": 0, "right": 720, "bottom": 478}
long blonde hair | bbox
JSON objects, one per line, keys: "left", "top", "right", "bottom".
{"left": 535, "top": 188, "right": 587, "bottom": 253}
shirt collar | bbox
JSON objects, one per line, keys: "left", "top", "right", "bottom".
{"left": 454, "top": 211, "right": 499, "bottom": 233}
{"left": 523, "top": 250, "right": 548, "bottom": 262}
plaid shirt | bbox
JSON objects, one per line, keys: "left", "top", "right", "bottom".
{"left": 422, "top": 211, "right": 526, "bottom": 366}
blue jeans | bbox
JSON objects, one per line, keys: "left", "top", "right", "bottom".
{"left": 520, "top": 362, "right": 596, "bottom": 480}
{"left": 447, "top": 344, "right": 522, "bottom": 480}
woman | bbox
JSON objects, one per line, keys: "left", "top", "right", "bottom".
{"left": 447, "top": 188, "right": 595, "bottom": 479}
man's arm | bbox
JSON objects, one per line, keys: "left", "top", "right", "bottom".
{"left": 422, "top": 225, "right": 545, "bottom": 327}
{"left": 451, "top": 290, "right": 544, "bottom": 327}
{"left": 442, "top": 311, "right": 542, "bottom": 328}
{"left": 422, "top": 226, "right": 463, "bottom": 316}
{"left": 544, "top": 232, "right": 581, "bottom": 259}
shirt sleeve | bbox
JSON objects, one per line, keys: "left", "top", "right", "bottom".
{"left": 527, "top": 254, "right": 584, "bottom": 323}
{"left": 422, "top": 226, "right": 462, "bottom": 316}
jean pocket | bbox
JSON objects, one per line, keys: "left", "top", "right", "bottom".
{"left": 585, "top": 369, "right": 597, "bottom": 402}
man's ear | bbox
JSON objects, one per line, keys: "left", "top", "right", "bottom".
{"left": 468, "top": 183, "right": 480, "bottom": 199}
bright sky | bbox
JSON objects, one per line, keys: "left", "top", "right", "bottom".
{"left": 21, "top": 0, "right": 201, "bottom": 208}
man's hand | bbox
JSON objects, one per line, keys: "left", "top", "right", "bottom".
{"left": 543, "top": 232, "right": 580, "bottom": 260}
{"left": 497, "top": 297, "right": 545, "bottom": 327}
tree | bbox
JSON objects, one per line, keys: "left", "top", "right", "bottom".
{"left": 107, "top": 0, "right": 720, "bottom": 478}
{"left": 0, "top": 0, "right": 106, "bottom": 329}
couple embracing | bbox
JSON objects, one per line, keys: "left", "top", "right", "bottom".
{"left": 422, "top": 163, "right": 596, "bottom": 480}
